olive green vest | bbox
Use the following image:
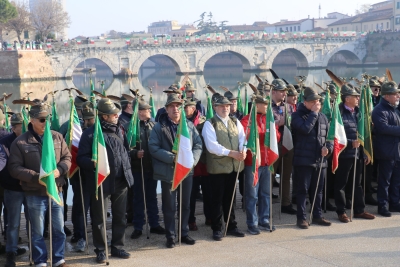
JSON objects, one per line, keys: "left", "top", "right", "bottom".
{"left": 206, "top": 115, "right": 244, "bottom": 174}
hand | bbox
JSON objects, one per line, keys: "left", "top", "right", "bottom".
{"left": 239, "top": 151, "right": 247, "bottom": 161}
{"left": 54, "top": 169, "right": 60, "bottom": 178}
{"left": 228, "top": 150, "right": 246, "bottom": 161}
{"left": 352, "top": 140, "right": 360, "bottom": 148}
{"left": 137, "top": 150, "right": 145, "bottom": 158}
{"left": 365, "top": 157, "right": 371, "bottom": 165}
{"left": 311, "top": 102, "right": 321, "bottom": 113}
{"left": 321, "top": 147, "right": 328, "bottom": 157}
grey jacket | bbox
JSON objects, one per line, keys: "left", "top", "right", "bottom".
{"left": 148, "top": 113, "right": 202, "bottom": 183}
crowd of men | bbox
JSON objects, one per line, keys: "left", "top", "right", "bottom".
{"left": 0, "top": 73, "right": 398, "bottom": 266}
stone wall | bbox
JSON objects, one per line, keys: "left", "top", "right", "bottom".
{"left": 364, "top": 32, "right": 400, "bottom": 64}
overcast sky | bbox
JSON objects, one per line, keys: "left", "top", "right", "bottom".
{"left": 66, "top": 0, "right": 377, "bottom": 38}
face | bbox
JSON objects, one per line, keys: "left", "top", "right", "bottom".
{"left": 102, "top": 113, "right": 119, "bottom": 124}
{"left": 286, "top": 95, "right": 298, "bottom": 105}
{"left": 371, "top": 86, "right": 380, "bottom": 97}
{"left": 184, "top": 105, "right": 196, "bottom": 118}
{"left": 186, "top": 91, "right": 195, "bottom": 98}
{"left": 345, "top": 95, "right": 360, "bottom": 108}
{"left": 30, "top": 117, "right": 47, "bottom": 135}
{"left": 77, "top": 109, "right": 83, "bottom": 118}
{"left": 384, "top": 93, "right": 400, "bottom": 106}
{"left": 12, "top": 124, "right": 22, "bottom": 136}
{"left": 84, "top": 118, "right": 95, "bottom": 128}
{"left": 230, "top": 100, "right": 237, "bottom": 113}
{"left": 304, "top": 99, "right": 320, "bottom": 111}
{"left": 215, "top": 104, "right": 231, "bottom": 118}
{"left": 256, "top": 103, "right": 267, "bottom": 114}
{"left": 166, "top": 103, "right": 182, "bottom": 121}
{"left": 125, "top": 103, "right": 133, "bottom": 114}
{"left": 272, "top": 90, "right": 287, "bottom": 102}
{"left": 138, "top": 109, "right": 151, "bottom": 121}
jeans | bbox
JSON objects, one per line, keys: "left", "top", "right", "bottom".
{"left": 132, "top": 172, "right": 160, "bottom": 230}
{"left": 25, "top": 193, "right": 65, "bottom": 266}
{"left": 377, "top": 160, "right": 400, "bottom": 210}
{"left": 4, "top": 190, "right": 29, "bottom": 253}
{"left": 70, "top": 174, "right": 91, "bottom": 240}
{"left": 244, "top": 166, "right": 271, "bottom": 227}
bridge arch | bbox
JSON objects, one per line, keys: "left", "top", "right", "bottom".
{"left": 64, "top": 56, "right": 118, "bottom": 77}
{"left": 131, "top": 51, "right": 186, "bottom": 75}
{"left": 197, "top": 47, "right": 253, "bottom": 72}
{"left": 325, "top": 50, "right": 362, "bottom": 66}
{"left": 271, "top": 48, "right": 309, "bottom": 68}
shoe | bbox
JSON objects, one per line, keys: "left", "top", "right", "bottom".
{"left": 338, "top": 213, "right": 350, "bottom": 223}
{"left": 258, "top": 222, "right": 276, "bottom": 232}
{"left": 325, "top": 202, "right": 337, "bottom": 211}
{"left": 247, "top": 225, "right": 260, "bottom": 235}
{"left": 111, "top": 247, "right": 130, "bottom": 259}
{"left": 94, "top": 249, "right": 106, "bottom": 264}
{"left": 181, "top": 235, "right": 196, "bottom": 245}
{"left": 16, "top": 247, "right": 26, "bottom": 256}
{"left": 213, "top": 231, "right": 223, "bottom": 241}
{"left": 272, "top": 193, "right": 279, "bottom": 199}
{"left": 64, "top": 226, "right": 72, "bottom": 237}
{"left": 5, "top": 252, "right": 16, "bottom": 267}
{"left": 189, "top": 222, "right": 198, "bottom": 231}
{"left": 205, "top": 219, "right": 212, "bottom": 226}
{"left": 312, "top": 217, "right": 331, "bottom": 226}
{"left": 354, "top": 212, "right": 376, "bottom": 219}
{"left": 296, "top": 219, "right": 309, "bottom": 229}
{"left": 389, "top": 205, "right": 400, "bottom": 212}
{"left": 166, "top": 238, "right": 175, "bottom": 248}
{"left": 281, "top": 205, "right": 297, "bottom": 215}
{"left": 70, "top": 234, "right": 79, "bottom": 243}
{"left": 150, "top": 225, "right": 166, "bottom": 235}
{"left": 226, "top": 228, "right": 245, "bottom": 237}
{"left": 378, "top": 208, "right": 392, "bottom": 217}
{"left": 365, "top": 194, "right": 378, "bottom": 206}
{"left": 74, "top": 238, "right": 86, "bottom": 252}
{"left": 130, "top": 230, "right": 142, "bottom": 239}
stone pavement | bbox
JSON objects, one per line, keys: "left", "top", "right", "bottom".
{"left": 2, "top": 189, "right": 400, "bottom": 267}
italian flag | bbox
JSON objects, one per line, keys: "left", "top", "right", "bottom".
{"left": 281, "top": 32, "right": 286, "bottom": 38}
{"left": 106, "top": 39, "right": 111, "bottom": 44}
{"left": 90, "top": 39, "right": 95, "bottom": 44}
{"left": 230, "top": 32, "right": 235, "bottom": 39}
{"left": 321, "top": 32, "right": 325, "bottom": 38}
{"left": 216, "top": 33, "right": 220, "bottom": 40}
{"left": 273, "top": 32, "right": 278, "bottom": 38}
{"left": 334, "top": 32, "right": 338, "bottom": 37}
{"left": 343, "top": 32, "right": 347, "bottom": 37}
{"left": 126, "top": 38, "right": 131, "bottom": 44}
{"left": 143, "top": 38, "right": 147, "bottom": 44}
{"left": 166, "top": 36, "right": 171, "bottom": 43}
{"left": 327, "top": 101, "right": 347, "bottom": 173}
{"left": 251, "top": 31, "right": 255, "bottom": 37}
{"left": 302, "top": 32, "right": 307, "bottom": 38}
{"left": 240, "top": 32, "right": 244, "bottom": 38}
{"left": 185, "top": 36, "right": 190, "bottom": 43}
{"left": 361, "top": 32, "right": 367, "bottom": 37}
{"left": 264, "top": 97, "right": 279, "bottom": 171}
{"left": 282, "top": 109, "right": 293, "bottom": 154}
{"left": 206, "top": 34, "right": 211, "bottom": 41}
{"left": 39, "top": 120, "right": 62, "bottom": 206}
{"left": 352, "top": 31, "right": 356, "bottom": 36}
{"left": 26, "top": 43, "right": 31, "bottom": 50}
{"left": 246, "top": 102, "right": 261, "bottom": 186}
{"left": 63, "top": 40, "right": 68, "bottom": 46}
{"left": 65, "top": 98, "right": 82, "bottom": 178}
{"left": 154, "top": 38, "right": 158, "bottom": 44}
{"left": 293, "top": 32, "right": 297, "bottom": 38}
{"left": 46, "top": 42, "right": 51, "bottom": 48}
{"left": 92, "top": 113, "right": 110, "bottom": 199}
{"left": 171, "top": 108, "right": 194, "bottom": 191}
{"left": 76, "top": 39, "right": 81, "bottom": 44}
{"left": 263, "top": 31, "right": 267, "bottom": 37}
{"left": 195, "top": 35, "right": 200, "bottom": 42}
{"left": 311, "top": 32, "right": 315, "bottom": 38}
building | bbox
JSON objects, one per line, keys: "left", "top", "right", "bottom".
{"left": 394, "top": 0, "right": 400, "bottom": 29}
{"left": 313, "top": 13, "right": 350, "bottom": 30}
{"left": 169, "top": 25, "right": 199, "bottom": 37}
{"left": 225, "top": 24, "right": 266, "bottom": 33}
{"left": 147, "top": 21, "right": 181, "bottom": 36}
{"left": 264, "top": 18, "right": 314, "bottom": 33}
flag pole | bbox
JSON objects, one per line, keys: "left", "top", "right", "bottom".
{"left": 309, "top": 156, "right": 325, "bottom": 226}
{"left": 269, "top": 171, "right": 273, "bottom": 232}
{"left": 100, "top": 185, "right": 110, "bottom": 265}
{"left": 78, "top": 170, "right": 90, "bottom": 254}
{"left": 28, "top": 221, "right": 33, "bottom": 266}
{"left": 224, "top": 100, "right": 255, "bottom": 237}
{"left": 49, "top": 197, "right": 53, "bottom": 267}
{"left": 279, "top": 158, "right": 283, "bottom": 220}
{"left": 179, "top": 185, "right": 182, "bottom": 247}
{"left": 350, "top": 148, "right": 358, "bottom": 222}
{"left": 324, "top": 173, "right": 327, "bottom": 213}
{"left": 139, "top": 142, "right": 150, "bottom": 239}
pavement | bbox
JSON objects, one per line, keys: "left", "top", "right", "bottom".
{"left": 2, "top": 188, "right": 400, "bottom": 267}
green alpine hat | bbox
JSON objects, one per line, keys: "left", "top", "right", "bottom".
{"left": 74, "top": 95, "right": 88, "bottom": 110}
{"left": 163, "top": 84, "right": 182, "bottom": 94}
{"left": 271, "top": 79, "right": 287, "bottom": 91}
{"left": 97, "top": 98, "right": 121, "bottom": 115}
{"left": 381, "top": 81, "right": 400, "bottom": 95}
{"left": 10, "top": 112, "right": 23, "bottom": 126}
{"left": 341, "top": 84, "right": 360, "bottom": 96}
{"left": 214, "top": 96, "right": 232, "bottom": 106}
{"left": 254, "top": 94, "right": 268, "bottom": 104}
{"left": 369, "top": 79, "right": 381, "bottom": 88}
{"left": 184, "top": 84, "right": 197, "bottom": 93}
{"left": 120, "top": 95, "right": 130, "bottom": 106}
{"left": 82, "top": 102, "right": 95, "bottom": 120}
{"left": 224, "top": 91, "right": 237, "bottom": 101}
{"left": 303, "top": 87, "right": 321, "bottom": 101}
{"left": 184, "top": 98, "right": 197, "bottom": 107}
{"left": 287, "top": 84, "right": 298, "bottom": 96}
{"left": 211, "top": 93, "right": 222, "bottom": 103}
{"left": 132, "top": 98, "right": 152, "bottom": 110}
{"left": 29, "top": 101, "right": 51, "bottom": 119}
{"left": 165, "top": 94, "right": 184, "bottom": 107}
{"left": 328, "top": 83, "right": 337, "bottom": 95}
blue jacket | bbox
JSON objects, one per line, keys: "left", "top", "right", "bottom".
{"left": 371, "top": 98, "right": 400, "bottom": 161}
{"left": 291, "top": 103, "right": 333, "bottom": 167}
{"left": 148, "top": 113, "right": 202, "bottom": 183}
{"left": 339, "top": 103, "right": 361, "bottom": 159}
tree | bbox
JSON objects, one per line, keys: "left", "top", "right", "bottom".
{"left": 355, "top": 4, "right": 371, "bottom": 15}
{"left": 0, "top": 0, "right": 17, "bottom": 23}
{"left": 3, "top": 1, "right": 32, "bottom": 43}
{"left": 30, "top": 0, "right": 71, "bottom": 41}
{"left": 193, "top": 12, "right": 221, "bottom": 35}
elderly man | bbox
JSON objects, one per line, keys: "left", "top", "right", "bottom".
{"left": 372, "top": 81, "right": 400, "bottom": 217}
{"left": 202, "top": 96, "right": 246, "bottom": 241}
{"left": 149, "top": 94, "right": 202, "bottom": 248}
{"left": 155, "top": 85, "right": 182, "bottom": 122}
{"left": 184, "top": 83, "right": 206, "bottom": 116}
{"left": 8, "top": 102, "right": 72, "bottom": 267}
{"left": 77, "top": 98, "right": 133, "bottom": 263}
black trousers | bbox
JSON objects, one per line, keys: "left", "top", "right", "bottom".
{"left": 62, "top": 179, "right": 69, "bottom": 222}
{"left": 189, "top": 175, "right": 212, "bottom": 223}
{"left": 334, "top": 157, "right": 365, "bottom": 215}
{"left": 209, "top": 172, "right": 238, "bottom": 232}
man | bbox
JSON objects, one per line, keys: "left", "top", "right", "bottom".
{"left": 8, "top": 101, "right": 72, "bottom": 267}
{"left": 370, "top": 78, "right": 382, "bottom": 107}
{"left": 148, "top": 94, "right": 202, "bottom": 248}
{"left": 334, "top": 84, "right": 375, "bottom": 223}
{"left": 70, "top": 101, "right": 95, "bottom": 252}
{"left": 184, "top": 83, "right": 206, "bottom": 116}
{"left": 118, "top": 95, "right": 133, "bottom": 126}
{"left": 154, "top": 85, "right": 182, "bottom": 122}
{"left": 129, "top": 98, "right": 165, "bottom": 239}
{"left": 371, "top": 81, "right": 400, "bottom": 217}
{"left": 224, "top": 90, "right": 243, "bottom": 120}
{"left": 286, "top": 85, "right": 298, "bottom": 111}
{"left": 291, "top": 87, "right": 332, "bottom": 229}
{"left": 77, "top": 98, "right": 133, "bottom": 263}
{"left": 0, "top": 108, "right": 10, "bottom": 139}
{"left": 202, "top": 96, "right": 246, "bottom": 241}
{"left": 271, "top": 78, "right": 296, "bottom": 215}
{"left": 241, "top": 94, "right": 276, "bottom": 235}
{"left": 0, "top": 114, "right": 27, "bottom": 267}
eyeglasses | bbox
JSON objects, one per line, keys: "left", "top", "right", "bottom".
{"left": 37, "top": 118, "right": 46, "bottom": 123}
{"left": 373, "top": 88, "right": 380, "bottom": 92}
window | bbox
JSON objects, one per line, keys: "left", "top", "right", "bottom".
{"left": 286, "top": 27, "right": 288, "bottom": 31}
{"left": 24, "top": 31, "right": 29, "bottom": 39}
{"left": 337, "top": 27, "right": 339, "bottom": 31}
{"left": 397, "top": 1, "right": 400, "bottom": 9}
{"left": 280, "top": 27, "right": 282, "bottom": 32}
{"left": 290, "top": 27, "right": 292, "bottom": 32}
{"left": 298, "top": 26, "right": 300, "bottom": 31}
{"left": 396, "top": 16, "right": 400, "bottom": 25}
{"left": 387, "top": 22, "right": 389, "bottom": 29}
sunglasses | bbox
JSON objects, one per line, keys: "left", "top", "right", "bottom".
{"left": 373, "top": 88, "right": 380, "bottom": 92}
{"left": 37, "top": 118, "right": 46, "bottom": 123}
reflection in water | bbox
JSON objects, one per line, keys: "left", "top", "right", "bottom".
{"left": 1, "top": 65, "right": 400, "bottom": 125}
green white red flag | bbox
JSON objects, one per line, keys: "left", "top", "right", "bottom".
{"left": 171, "top": 108, "right": 194, "bottom": 190}
{"left": 50, "top": 101, "right": 60, "bottom": 131}
{"left": 65, "top": 98, "right": 82, "bottom": 178}
{"left": 281, "top": 106, "right": 293, "bottom": 154}
{"left": 327, "top": 101, "right": 347, "bottom": 173}
{"left": 39, "top": 120, "right": 62, "bottom": 205}
{"left": 246, "top": 101, "right": 261, "bottom": 186}
{"left": 264, "top": 97, "right": 279, "bottom": 171}
{"left": 126, "top": 99, "right": 140, "bottom": 147}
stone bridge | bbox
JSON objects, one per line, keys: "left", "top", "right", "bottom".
{"left": 47, "top": 36, "right": 367, "bottom": 79}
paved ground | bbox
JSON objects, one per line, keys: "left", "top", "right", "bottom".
{"left": 2, "top": 187, "right": 400, "bottom": 267}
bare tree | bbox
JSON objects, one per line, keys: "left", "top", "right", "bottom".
{"left": 2, "top": 1, "right": 32, "bottom": 42}
{"left": 355, "top": 4, "right": 372, "bottom": 15}
{"left": 30, "top": 0, "right": 71, "bottom": 41}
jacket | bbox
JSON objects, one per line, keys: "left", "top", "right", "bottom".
{"left": 118, "top": 111, "right": 132, "bottom": 128}
{"left": 272, "top": 100, "right": 294, "bottom": 139}
{"left": 0, "top": 132, "right": 22, "bottom": 191}
{"left": 128, "top": 119, "right": 155, "bottom": 173}
{"left": 148, "top": 112, "right": 202, "bottom": 183}
{"left": 188, "top": 111, "right": 208, "bottom": 177}
{"left": 77, "top": 121, "right": 134, "bottom": 195}
{"left": 371, "top": 98, "right": 400, "bottom": 161}
{"left": 8, "top": 123, "right": 71, "bottom": 196}
{"left": 339, "top": 103, "right": 361, "bottom": 159}
{"left": 291, "top": 103, "right": 332, "bottom": 167}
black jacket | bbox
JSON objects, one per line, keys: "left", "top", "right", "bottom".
{"left": 128, "top": 119, "right": 155, "bottom": 173}
{"left": 118, "top": 111, "right": 132, "bottom": 128}
{"left": 339, "top": 103, "right": 361, "bottom": 159}
{"left": 0, "top": 132, "right": 22, "bottom": 191}
{"left": 77, "top": 121, "right": 134, "bottom": 195}
{"left": 371, "top": 98, "right": 400, "bottom": 161}
{"left": 291, "top": 103, "right": 333, "bottom": 167}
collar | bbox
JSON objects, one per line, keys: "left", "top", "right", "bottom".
{"left": 344, "top": 104, "right": 355, "bottom": 113}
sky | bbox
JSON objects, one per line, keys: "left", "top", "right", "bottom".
{"left": 66, "top": 0, "right": 379, "bottom": 38}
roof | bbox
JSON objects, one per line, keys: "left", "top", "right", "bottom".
{"left": 253, "top": 21, "right": 270, "bottom": 27}
{"left": 271, "top": 18, "right": 309, "bottom": 26}
{"left": 328, "top": 8, "right": 393, "bottom": 26}
{"left": 225, "top": 25, "right": 265, "bottom": 31}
